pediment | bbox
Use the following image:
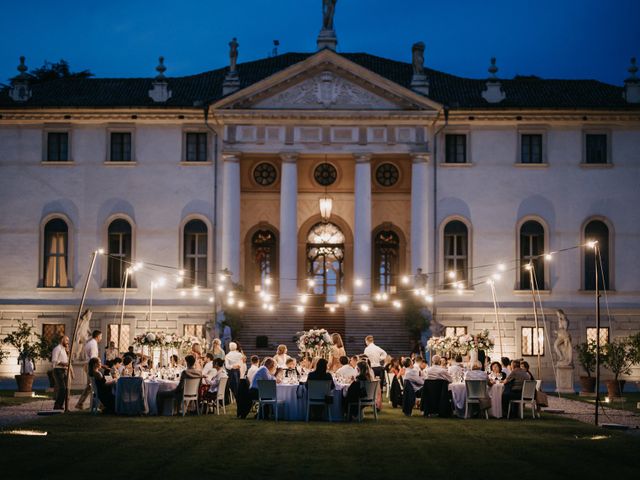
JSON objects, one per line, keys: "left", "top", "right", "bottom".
{"left": 212, "top": 49, "right": 441, "bottom": 112}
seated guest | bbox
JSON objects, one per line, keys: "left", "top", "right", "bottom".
{"left": 336, "top": 356, "right": 358, "bottom": 381}
{"left": 402, "top": 358, "right": 424, "bottom": 393}
{"left": 488, "top": 362, "right": 506, "bottom": 384}
{"left": 249, "top": 358, "right": 278, "bottom": 394}
{"left": 501, "top": 360, "right": 530, "bottom": 417}
{"left": 425, "top": 355, "right": 452, "bottom": 382}
{"left": 448, "top": 355, "right": 465, "bottom": 382}
{"left": 105, "top": 341, "right": 118, "bottom": 362}
{"left": 121, "top": 356, "right": 134, "bottom": 377}
{"left": 246, "top": 355, "right": 260, "bottom": 384}
{"left": 307, "top": 358, "right": 335, "bottom": 390}
{"left": 344, "top": 361, "right": 373, "bottom": 420}
{"left": 522, "top": 361, "right": 535, "bottom": 380}
{"left": 274, "top": 344, "right": 291, "bottom": 369}
{"left": 110, "top": 357, "right": 123, "bottom": 379}
{"left": 284, "top": 358, "right": 300, "bottom": 380}
{"left": 88, "top": 357, "right": 116, "bottom": 413}
{"left": 207, "top": 359, "right": 228, "bottom": 395}
{"left": 211, "top": 338, "right": 226, "bottom": 361}
{"left": 501, "top": 357, "right": 511, "bottom": 375}
{"left": 191, "top": 343, "right": 204, "bottom": 368}
{"left": 156, "top": 354, "right": 202, "bottom": 415}
{"left": 123, "top": 346, "right": 136, "bottom": 362}
{"left": 418, "top": 357, "right": 429, "bottom": 376}
{"left": 202, "top": 353, "right": 216, "bottom": 382}
{"left": 169, "top": 354, "right": 180, "bottom": 368}
{"left": 464, "top": 361, "right": 488, "bottom": 381}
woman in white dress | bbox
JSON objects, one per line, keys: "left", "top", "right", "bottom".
{"left": 328, "top": 333, "right": 346, "bottom": 372}
{"left": 273, "top": 345, "right": 291, "bottom": 369}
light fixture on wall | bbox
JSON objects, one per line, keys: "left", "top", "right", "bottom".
{"left": 319, "top": 196, "right": 332, "bottom": 220}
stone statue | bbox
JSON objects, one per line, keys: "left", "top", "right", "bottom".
{"left": 229, "top": 37, "right": 239, "bottom": 73}
{"left": 71, "top": 309, "right": 92, "bottom": 362}
{"left": 322, "top": 0, "right": 338, "bottom": 31}
{"left": 412, "top": 42, "right": 425, "bottom": 76}
{"left": 554, "top": 309, "right": 573, "bottom": 367}
{"left": 428, "top": 314, "right": 445, "bottom": 338}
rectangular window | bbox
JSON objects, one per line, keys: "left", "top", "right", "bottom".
{"left": 108, "top": 324, "right": 130, "bottom": 351}
{"left": 184, "top": 324, "right": 204, "bottom": 339}
{"left": 44, "top": 227, "right": 69, "bottom": 288}
{"left": 47, "top": 132, "right": 69, "bottom": 161}
{"left": 585, "top": 134, "right": 607, "bottom": 164}
{"left": 184, "top": 231, "right": 208, "bottom": 287}
{"left": 521, "top": 134, "right": 543, "bottom": 164}
{"left": 445, "top": 134, "right": 467, "bottom": 164}
{"left": 185, "top": 132, "right": 208, "bottom": 162}
{"left": 445, "top": 326, "right": 467, "bottom": 338}
{"left": 586, "top": 327, "right": 609, "bottom": 345}
{"left": 521, "top": 327, "right": 545, "bottom": 356}
{"left": 42, "top": 324, "right": 65, "bottom": 343}
{"left": 110, "top": 132, "right": 132, "bottom": 162}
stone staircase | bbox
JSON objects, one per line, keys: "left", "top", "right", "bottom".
{"left": 235, "top": 306, "right": 412, "bottom": 360}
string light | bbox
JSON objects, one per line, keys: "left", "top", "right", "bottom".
{"left": 219, "top": 273, "right": 227, "bottom": 282}
{"left": 97, "top": 248, "right": 105, "bottom": 255}
{"left": 354, "top": 278, "right": 363, "bottom": 288}
{"left": 497, "top": 264, "right": 506, "bottom": 272}
{"left": 180, "top": 291, "right": 186, "bottom": 297}
{"left": 268, "top": 304, "right": 275, "bottom": 312}
{"left": 178, "top": 269, "right": 185, "bottom": 277}
{"left": 425, "top": 295, "right": 434, "bottom": 303}
{"left": 134, "top": 262, "right": 143, "bottom": 271}
{"left": 227, "top": 297, "right": 236, "bottom": 306}
{"left": 217, "top": 285, "right": 225, "bottom": 293}
{"left": 374, "top": 293, "right": 382, "bottom": 301}
{"left": 337, "top": 294, "right": 348, "bottom": 304}
{"left": 401, "top": 275, "right": 410, "bottom": 285}
{"left": 262, "top": 303, "right": 269, "bottom": 310}
{"left": 192, "top": 286, "right": 200, "bottom": 297}
{"left": 329, "top": 306, "right": 336, "bottom": 313}
{"left": 360, "top": 304, "right": 370, "bottom": 312}
{"left": 300, "top": 294, "right": 308, "bottom": 304}
{"left": 586, "top": 240, "right": 598, "bottom": 249}
{"left": 447, "top": 271, "right": 456, "bottom": 280}
{"left": 155, "top": 276, "right": 167, "bottom": 287}
{"left": 392, "top": 300, "right": 402, "bottom": 309}
{"left": 486, "top": 279, "right": 494, "bottom": 286}
{"left": 307, "top": 278, "right": 315, "bottom": 287}
{"left": 492, "top": 273, "right": 501, "bottom": 281}
{"left": 524, "top": 264, "right": 533, "bottom": 271}
{"left": 296, "top": 305, "right": 305, "bottom": 313}
{"left": 237, "top": 300, "right": 245, "bottom": 309}
{"left": 208, "top": 296, "right": 214, "bottom": 303}
{"left": 545, "top": 254, "right": 553, "bottom": 261}
{"left": 381, "top": 292, "right": 389, "bottom": 301}
{"left": 228, "top": 291, "right": 235, "bottom": 298}
{"left": 265, "top": 277, "right": 272, "bottom": 286}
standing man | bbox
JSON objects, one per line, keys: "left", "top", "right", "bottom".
{"left": 364, "top": 335, "right": 387, "bottom": 389}
{"left": 75, "top": 329, "right": 102, "bottom": 410}
{"left": 51, "top": 335, "right": 71, "bottom": 410}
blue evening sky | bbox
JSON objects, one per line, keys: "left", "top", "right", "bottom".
{"left": 1, "top": 0, "right": 638, "bottom": 85}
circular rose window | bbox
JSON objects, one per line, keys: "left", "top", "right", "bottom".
{"left": 314, "top": 162, "right": 337, "bottom": 186}
{"left": 375, "top": 163, "right": 399, "bottom": 187}
{"left": 253, "top": 162, "right": 278, "bottom": 186}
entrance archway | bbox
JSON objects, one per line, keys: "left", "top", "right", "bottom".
{"left": 306, "top": 222, "right": 344, "bottom": 302}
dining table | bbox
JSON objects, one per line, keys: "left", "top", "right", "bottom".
{"left": 145, "top": 379, "right": 180, "bottom": 415}
{"left": 275, "top": 382, "right": 349, "bottom": 421}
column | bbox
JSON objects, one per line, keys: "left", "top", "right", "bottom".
{"left": 411, "top": 152, "right": 430, "bottom": 279}
{"left": 221, "top": 152, "right": 241, "bottom": 282}
{"left": 279, "top": 153, "right": 298, "bottom": 302}
{"left": 353, "top": 153, "right": 372, "bottom": 302}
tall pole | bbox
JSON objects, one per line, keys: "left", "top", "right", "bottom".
{"left": 119, "top": 268, "right": 131, "bottom": 351}
{"left": 528, "top": 265, "right": 543, "bottom": 380}
{"left": 488, "top": 281, "right": 504, "bottom": 358}
{"left": 65, "top": 250, "right": 100, "bottom": 412}
{"left": 594, "top": 243, "right": 601, "bottom": 426}
{"left": 148, "top": 281, "right": 154, "bottom": 331}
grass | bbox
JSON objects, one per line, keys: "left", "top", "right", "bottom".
{"left": 0, "top": 390, "right": 53, "bottom": 407}
{"left": 0, "top": 406, "right": 638, "bottom": 479}
{"left": 561, "top": 392, "right": 640, "bottom": 414}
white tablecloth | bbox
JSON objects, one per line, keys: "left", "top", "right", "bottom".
{"left": 448, "top": 383, "right": 466, "bottom": 416}
{"left": 145, "top": 380, "right": 179, "bottom": 415}
{"left": 275, "top": 383, "right": 348, "bottom": 421}
{"left": 488, "top": 383, "right": 504, "bottom": 418}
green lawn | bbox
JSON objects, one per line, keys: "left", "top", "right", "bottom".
{"left": 0, "top": 390, "right": 53, "bottom": 407}
{"left": 561, "top": 392, "right": 640, "bottom": 414}
{"left": 0, "top": 406, "right": 638, "bottom": 479}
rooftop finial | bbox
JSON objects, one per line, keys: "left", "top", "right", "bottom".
{"left": 223, "top": 38, "right": 241, "bottom": 95}
{"left": 488, "top": 57, "right": 499, "bottom": 79}
{"left": 410, "top": 42, "right": 429, "bottom": 95}
{"left": 317, "top": 0, "right": 338, "bottom": 51}
{"left": 9, "top": 56, "right": 32, "bottom": 102}
{"left": 155, "top": 56, "right": 167, "bottom": 81}
{"left": 627, "top": 57, "right": 638, "bottom": 81}
{"left": 229, "top": 38, "right": 239, "bottom": 73}
{"left": 17, "top": 56, "right": 28, "bottom": 79}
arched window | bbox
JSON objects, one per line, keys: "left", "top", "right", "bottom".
{"left": 251, "top": 229, "right": 277, "bottom": 292}
{"left": 584, "top": 220, "right": 610, "bottom": 290}
{"left": 307, "top": 222, "right": 345, "bottom": 302}
{"left": 183, "top": 220, "right": 208, "bottom": 288}
{"left": 43, "top": 218, "right": 69, "bottom": 287}
{"left": 373, "top": 229, "right": 400, "bottom": 293}
{"left": 443, "top": 220, "right": 468, "bottom": 288}
{"left": 107, "top": 219, "right": 132, "bottom": 288}
{"left": 519, "top": 220, "right": 545, "bottom": 290}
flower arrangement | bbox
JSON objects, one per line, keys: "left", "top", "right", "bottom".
{"left": 297, "top": 329, "right": 334, "bottom": 359}
{"left": 178, "top": 335, "right": 204, "bottom": 354}
{"left": 427, "top": 330, "right": 494, "bottom": 356}
{"left": 133, "top": 332, "right": 183, "bottom": 349}
{"left": 474, "top": 329, "right": 494, "bottom": 352}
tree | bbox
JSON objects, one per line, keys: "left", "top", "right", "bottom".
{"left": 2, "top": 322, "right": 45, "bottom": 374}
{"left": 3, "top": 59, "right": 93, "bottom": 89}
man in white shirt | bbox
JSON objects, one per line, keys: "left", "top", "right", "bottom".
{"left": 402, "top": 358, "right": 425, "bottom": 393}
{"left": 246, "top": 355, "right": 260, "bottom": 385}
{"left": 51, "top": 336, "right": 70, "bottom": 410}
{"left": 425, "top": 355, "right": 453, "bottom": 382}
{"left": 75, "top": 329, "right": 102, "bottom": 410}
{"left": 224, "top": 342, "right": 244, "bottom": 371}
{"left": 249, "top": 358, "right": 278, "bottom": 391}
{"left": 335, "top": 356, "right": 358, "bottom": 381}
{"left": 464, "top": 361, "right": 488, "bottom": 381}
{"left": 202, "top": 353, "right": 215, "bottom": 382}
{"left": 364, "top": 335, "right": 387, "bottom": 388}
{"left": 207, "top": 359, "right": 228, "bottom": 395}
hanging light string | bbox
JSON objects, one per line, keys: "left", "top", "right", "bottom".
{"left": 96, "top": 241, "right": 597, "bottom": 310}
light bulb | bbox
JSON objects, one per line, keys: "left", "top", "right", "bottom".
{"left": 492, "top": 273, "right": 501, "bottom": 281}
{"left": 268, "top": 304, "right": 275, "bottom": 312}
{"left": 296, "top": 305, "right": 305, "bottom": 313}
{"left": 337, "top": 294, "right": 348, "bottom": 304}
{"left": 262, "top": 303, "right": 269, "bottom": 310}
{"left": 265, "top": 277, "right": 272, "bottom": 286}
{"left": 217, "top": 285, "right": 225, "bottom": 292}
{"left": 524, "top": 264, "right": 533, "bottom": 271}
{"left": 486, "top": 279, "right": 494, "bottom": 286}
{"left": 134, "top": 262, "right": 143, "bottom": 271}
{"left": 381, "top": 293, "right": 389, "bottom": 301}
{"left": 392, "top": 300, "right": 402, "bottom": 309}
{"left": 374, "top": 293, "right": 381, "bottom": 301}
{"left": 156, "top": 276, "right": 167, "bottom": 287}
{"left": 227, "top": 297, "right": 235, "bottom": 306}
{"left": 497, "top": 264, "right": 506, "bottom": 272}
{"left": 300, "top": 294, "right": 308, "bottom": 304}
{"left": 425, "top": 295, "right": 434, "bottom": 303}
{"left": 208, "top": 296, "right": 214, "bottom": 303}
{"left": 354, "top": 278, "right": 363, "bottom": 288}
{"left": 307, "top": 279, "right": 316, "bottom": 287}
{"left": 178, "top": 269, "right": 185, "bottom": 277}
{"left": 329, "top": 306, "right": 336, "bottom": 313}
{"left": 228, "top": 291, "right": 234, "bottom": 298}
{"left": 360, "top": 304, "right": 370, "bottom": 312}
{"left": 401, "top": 276, "right": 410, "bottom": 285}
{"left": 237, "top": 300, "right": 245, "bottom": 309}
{"left": 447, "top": 271, "right": 456, "bottom": 280}
{"left": 97, "top": 248, "right": 105, "bottom": 255}
{"left": 545, "top": 254, "right": 552, "bottom": 261}
{"left": 586, "top": 240, "right": 597, "bottom": 249}
{"left": 180, "top": 291, "right": 186, "bottom": 297}
{"left": 219, "top": 273, "right": 227, "bottom": 282}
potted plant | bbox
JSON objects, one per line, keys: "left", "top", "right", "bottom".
{"left": 2, "top": 322, "right": 44, "bottom": 393}
{"left": 602, "top": 338, "right": 633, "bottom": 398}
{"left": 575, "top": 340, "right": 597, "bottom": 394}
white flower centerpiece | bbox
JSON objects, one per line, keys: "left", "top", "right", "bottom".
{"left": 297, "top": 328, "right": 334, "bottom": 360}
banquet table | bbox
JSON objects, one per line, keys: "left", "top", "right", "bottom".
{"left": 145, "top": 379, "right": 179, "bottom": 415}
{"left": 448, "top": 383, "right": 467, "bottom": 416}
{"left": 275, "top": 383, "right": 348, "bottom": 421}
{"left": 488, "top": 383, "right": 504, "bottom": 418}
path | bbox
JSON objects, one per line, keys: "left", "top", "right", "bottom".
{"left": 0, "top": 395, "right": 80, "bottom": 429}
{"left": 545, "top": 395, "right": 640, "bottom": 430}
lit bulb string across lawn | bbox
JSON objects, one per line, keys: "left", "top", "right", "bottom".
{"left": 94, "top": 241, "right": 595, "bottom": 312}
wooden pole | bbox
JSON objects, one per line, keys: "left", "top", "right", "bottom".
{"left": 528, "top": 266, "right": 543, "bottom": 381}
{"left": 594, "top": 243, "right": 601, "bottom": 426}
{"left": 489, "top": 281, "right": 504, "bottom": 358}
{"left": 148, "top": 281, "right": 154, "bottom": 331}
{"left": 64, "top": 250, "right": 99, "bottom": 412}
{"left": 119, "top": 268, "right": 131, "bottom": 351}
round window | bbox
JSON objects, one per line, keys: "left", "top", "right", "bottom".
{"left": 313, "top": 162, "right": 337, "bottom": 186}
{"left": 375, "top": 163, "right": 399, "bottom": 187}
{"left": 253, "top": 162, "right": 278, "bottom": 186}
